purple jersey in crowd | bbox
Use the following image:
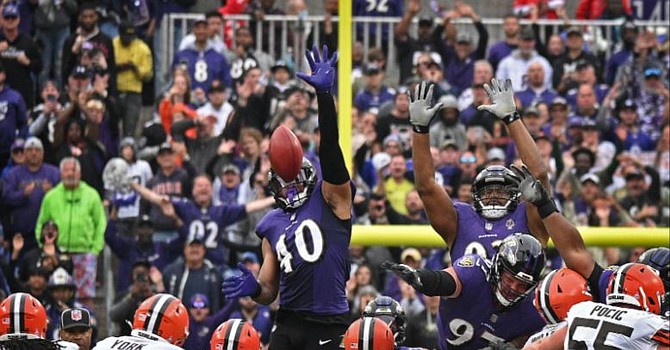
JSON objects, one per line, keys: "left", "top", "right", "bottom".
{"left": 437, "top": 254, "right": 545, "bottom": 349}
{"left": 450, "top": 202, "right": 529, "bottom": 261}
{"left": 256, "top": 180, "right": 352, "bottom": 316}
{"left": 172, "top": 198, "right": 247, "bottom": 267}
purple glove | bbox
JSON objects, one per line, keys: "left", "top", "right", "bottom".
{"left": 296, "top": 45, "right": 338, "bottom": 93}
{"left": 112, "top": 191, "right": 137, "bottom": 207}
{"left": 222, "top": 262, "right": 260, "bottom": 299}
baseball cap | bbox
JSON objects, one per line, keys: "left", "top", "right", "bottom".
{"left": 523, "top": 107, "right": 540, "bottom": 117}
{"left": 60, "top": 308, "right": 92, "bottom": 331}
{"left": 240, "top": 251, "right": 259, "bottom": 264}
{"left": 138, "top": 214, "right": 152, "bottom": 227}
{"left": 383, "top": 134, "right": 402, "bottom": 147}
{"left": 371, "top": 152, "right": 391, "bottom": 171}
{"left": 2, "top": 2, "right": 19, "bottom": 18}
{"left": 270, "top": 60, "right": 291, "bottom": 73}
{"left": 193, "top": 16, "right": 207, "bottom": 26}
{"left": 418, "top": 16, "right": 433, "bottom": 27}
{"left": 208, "top": 81, "right": 226, "bottom": 93}
{"left": 566, "top": 26, "right": 583, "bottom": 37}
{"left": 580, "top": 173, "right": 600, "bottom": 186}
{"left": 486, "top": 147, "right": 506, "bottom": 161}
{"left": 550, "top": 97, "right": 568, "bottom": 109}
{"left": 24, "top": 136, "right": 44, "bottom": 150}
{"left": 119, "top": 21, "right": 136, "bottom": 37}
{"left": 441, "top": 139, "right": 458, "bottom": 150}
{"left": 438, "top": 95, "right": 459, "bottom": 110}
{"left": 621, "top": 20, "right": 638, "bottom": 33}
{"left": 190, "top": 294, "right": 209, "bottom": 309}
{"left": 158, "top": 142, "right": 174, "bottom": 154}
{"left": 364, "top": 63, "right": 383, "bottom": 75}
{"left": 186, "top": 236, "right": 205, "bottom": 245}
{"left": 520, "top": 26, "right": 535, "bottom": 40}
{"left": 221, "top": 164, "right": 240, "bottom": 175}
{"left": 580, "top": 119, "right": 598, "bottom": 130}
{"left": 625, "top": 170, "right": 644, "bottom": 181}
{"left": 10, "top": 138, "right": 25, "bottom": 152}
{"left": 456, "top": 33, "right": 471, "bottom": 44}
{"left": 617, "top": 98, "right": 637, "bottom": 111}
{"left": 401, "top": 248, "right": 422, "bottom": 262}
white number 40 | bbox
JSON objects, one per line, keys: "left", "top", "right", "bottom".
{"left": 275, "top": 220, "right": 324, "bottom": 274}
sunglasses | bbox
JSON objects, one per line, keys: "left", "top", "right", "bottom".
{"left": 460, "top": 156, "right": 477, "bottom": 164}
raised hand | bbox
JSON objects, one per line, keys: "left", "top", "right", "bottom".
{"left": 478, "top": 78, "right": 518, "bottom": 123}
{"left": 296, "top": 45, "right": 338, "bottom": 93}
{"left": 222, "top": 262, "right": 260, "bottom": 299}
{"left": 381, "top": 260, "right": 423, "bottom": 289}
{"left": 511, "top": 164, "right": 556, "bottom": 218}
{"left": 408, "top": 81, "right": 444, "bottom": 133}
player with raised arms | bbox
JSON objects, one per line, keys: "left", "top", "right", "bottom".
{"left": 222, "top": 45, "right": 353, "bottom": 350}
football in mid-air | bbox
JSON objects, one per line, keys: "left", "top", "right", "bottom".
{"left": 269, "top": 125, "right": 303, "bottom": 182}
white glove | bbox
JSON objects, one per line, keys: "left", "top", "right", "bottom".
{"left": 408, "top": 81, "right": 444, "bottom": 133}
{"left": 477, "top": 78, "right": 520, "bottom": 124}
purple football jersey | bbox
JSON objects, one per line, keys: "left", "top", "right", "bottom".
{"left": 172, "top": 198, "right": 247, "bottom": 266}
{"left": 450, "top": 202, "right": 530, "bottom": 261}
{"left": 256, "top": 180, "right": 352, "bottom": 315}
{"left": 437, "top": 254, "right": 545, "bottom": 349}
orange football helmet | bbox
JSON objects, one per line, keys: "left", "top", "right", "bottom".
{"left": 0, "top": 292, "right": 48, "bottom": 340}
{"left": 534, "top": 268, "right": 593, "bottom": 324}
{"left": 607, "top": 262, "right": 665, "bottom": 315}
{"left": 210, "top": 319, "right": 261, "bottom": 350}
{"left": 132, "top": 294, "right": 189, "bottom": 345}
{"left": 344, "top": 317, "right": 395, "bottom": 350}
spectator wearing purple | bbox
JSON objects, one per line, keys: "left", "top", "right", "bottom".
{"left": 634, "top": 67, "right": 668, "bottom": 141}
{"left": 565, "top": 63, "right": 610, "bottom": 109}
{"left": 353, "top": 64, "right": 395, "bottom": 113}
{"left": 353, "top": 0, "right": 403, "bottom": 48}
{"left": 229, "top": 296, "right": 273, "bottom": 346}
{"left": 440, "top": 3, "right": 488, "bottom": 96}
{"left": 105, "top": 213, "right": 175, "bottom": 293}
{"left": 515, "top": 61, "right": 558, "bottom": 109}
{"left": 2, "top": 137, "right": 59, "bottom": 250}
{"left": 0, "top": 2, "right": 42, "bottom": 109}
{"left": 613, "top": 98, "right": 655, "bottom": 152}
{"left": 172, "top": 18, "right": 230, "bottom": 92}
{"left": 0, "top": 61, "right": 27, "bottom": 170}
{"left": 487, "top": 14, "right": 520, "bottom": 71}
{"left": 183, "top": 293, "right": 240, "bottom": 350}
{"left": 569, "top": 83, "right": 600, "bottom": 124}
{"left": 0, "top": 138, "right": 24, "bottom": 179}
{"left": 605, "top": 21, "right": 638, "bottom": 85}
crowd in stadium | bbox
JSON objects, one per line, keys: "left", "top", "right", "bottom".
{"left": 0, "top": 0, "right": 667, "bottom": 349}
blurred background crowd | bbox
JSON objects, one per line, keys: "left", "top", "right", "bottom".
{"left": 0, "top": 0, "right": 667, "bottom": 348}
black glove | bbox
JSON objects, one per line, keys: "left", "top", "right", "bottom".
{"left": 381, "top": 261, "right": 423, "bottom": 289}
{"left": 511, "top": 164, "right": 557, "bottom": 219}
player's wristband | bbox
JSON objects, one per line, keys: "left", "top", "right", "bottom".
{"left": 536, "top": 198, "right": 558, "bottom": 219}
{"left": 412, "top": 124, "right": 430, "bottom": 133}
{"left": 502, "top": 111, "right": 521, "bottom": 125}
{"left": 250, "top": 281, "right": 262, "bottom": 299}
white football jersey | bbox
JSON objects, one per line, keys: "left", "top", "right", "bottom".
{"left": 565, "top": 301, "right": 670, "bottom": 350}
{"left": 524, "top": 322, "right": 567, "bottom": 347}
{"left": 56, "top": 340, "right": 80, "bottom": 350}
{"left": 92, "top": 332, "right": 183, "bottom": 350}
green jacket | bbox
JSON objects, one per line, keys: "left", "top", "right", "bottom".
{"left": 35, "top": 182, "right": 107, "bottom": 254}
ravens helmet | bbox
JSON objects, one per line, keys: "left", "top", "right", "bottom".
{"left": 471, "top": 165, "right": 521, "bottom": 220}
{"left": 490, "top": 233, "right": 545, "bottom": 307}
{"left": 268, "top": 158, "right": 317, "bottom": 210}
{"left": 362, "top": 296, "right": 406, "bottom": 345}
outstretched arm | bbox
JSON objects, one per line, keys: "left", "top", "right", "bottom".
{"left": 296, "top": 45, "right": 352, "bottom": 219}
{"left": 409, "top": 82, "right": 458, "bottom": 246}
{"left": 222, "top": 238, "right": 279, "bottom": 305}
{"left": 478, "top": 78, "right": 550, "bottom": 246}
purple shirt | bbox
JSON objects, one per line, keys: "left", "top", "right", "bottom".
{"left": 451, "top": 202, "right": 529, "bottom": 261}
{"left": 173, "top": 48, "right": 231, "bottom": 91}
{"left": 173, "top": 198, "right": 247, "bottom": 267}
{"left": 515, "top": 88, "right": 559, "bottom": 110}
{"left": 256, "top": 180, "right": 352, "bottom": 315}
{"left": 0, "top": 87, "right": 27, "bottom": 153}
{"left": 2, "top": 163, "right": 60, "bottom": 247}
{"left": 230, "top": 305, "right": 273, "bottom": 344}
{"left": 488, "top": 41, "right": 517, "bottom": 71}
{"left": 437, "top": 254, "right": 545, "bottom": 349}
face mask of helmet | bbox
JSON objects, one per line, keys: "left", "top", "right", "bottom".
{"left": 472, "top": 166, "right": 521, "bottom": 219}
{"left": 490, "top": 234, "right": 545, "bottom": 308}
{"left": 268, "top": 158, "right": 317, "bottom": 210}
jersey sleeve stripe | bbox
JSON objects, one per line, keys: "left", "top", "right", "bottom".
{"left": 652, "top": 329, "right": 670, "bottom": 345}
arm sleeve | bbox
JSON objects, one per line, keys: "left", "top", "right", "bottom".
{"left": 586, "top": 262, "right": 604, "bottom": 302}
{"left": 414, "top": 269, "right": 458, "bottom": 297}
{"left": 1, "top": 171, "right": 28, "bottom": 206}
{"left": 16, "top": 97, "right": 28, "bottom": 138}
{"left": 473, "top": 21, "right": 489, "bottom": 60}
{"left": 316, "top": 93, "right": 349, "bottom": 185}
{"left": 28, "top": 112, "right": 48, "bottom": 136}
